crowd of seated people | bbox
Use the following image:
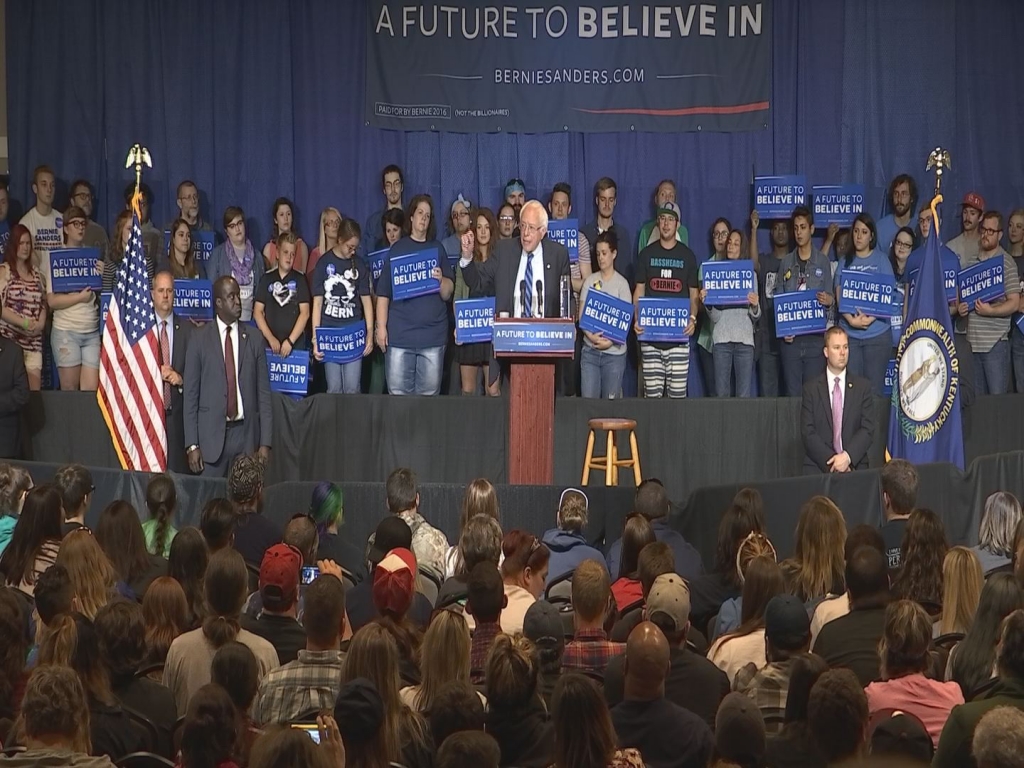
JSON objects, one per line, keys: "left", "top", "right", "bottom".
{"left": 3, "top": 456, "right": 1024, "bottom": 766}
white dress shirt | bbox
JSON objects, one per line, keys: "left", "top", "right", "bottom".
{"left": 216, "top": 316, "right": 245, "bottom": 421}
{"left": 513, "top": 242, "right": 546, "bottom": 318}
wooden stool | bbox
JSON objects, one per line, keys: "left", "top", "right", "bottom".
{"left": 582, "top": 418, "right": 642, "bottom": 486}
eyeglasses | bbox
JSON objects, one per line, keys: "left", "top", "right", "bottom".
{"left": 226, "top": 220, "right": 245, "bottom": 230}
{"left": 72, "top": 191, "right": 93, "bottom": 201}
{"left": 894, "top": 240, "right": 914, "bottom": 250}
{"left": 713, "top": 230, "right": 729, "bottom": 239}
{"left": 66, "top": 220, "right": 87, "bottom": 229}
{"left": 520, "top": 221, "right": 544, "bottom": 236}
{"left": 179, "top": 193, "right": 199, "bottom": 203}
{"left": 979, "top": 226, "right": 1002, "bottom": 236}
{"left": 384, "top": 181, "right": 403, "bottom": 192}
{"left": 498, "top": 215, "right": 515, "bottom": 222}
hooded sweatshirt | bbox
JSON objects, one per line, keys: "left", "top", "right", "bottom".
{"left": 541, "top": 528, "right": 606, "bottom": 586}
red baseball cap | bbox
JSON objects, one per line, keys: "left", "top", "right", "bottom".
{"left": 962, "top": 192, "right": 985, "bottom": 212}
{"left": 259, "top": 543, "right": 302, "bottom": 610}
{"left": 372, "top": 547, "right": 417, "bottom": 617}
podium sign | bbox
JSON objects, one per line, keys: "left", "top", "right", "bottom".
{"left": 493, "top": 318, "right": 575, "bottom": 357}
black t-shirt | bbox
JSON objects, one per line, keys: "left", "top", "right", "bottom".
{"left": 346, "top": 578, "right": 433, "bottom": 633}
{"left": 313, "top": 251, "right": 371, "bottom": 328}
{"left": 255, "top": 268, "right": 311, "bottom": 348}
{"left": 881, "top": 518, "right": 909, "bottom": 572}
{"left": 113, "top": 675, "right": 178, "bottom": 758}
{"left": 759, "top": 251, "right": 785, "bottom": 339}
{"left": 611, "top": 696, "right": 713, "bottom": 768}
{"left": 316, "top": 533, "right": 367, "bottom": 584}
{"left": 635, "top": 240, "right": 699, "bottom": 349}
{"left": 232, "top": 512, "right": 283, "bottom": 569}
{"left": 90, "top": 699, "right": 147, "bottom": 761}
{"left": 813, "top": 606, "right": 887, "bottom": 687}
{"left": 62, "top": 520, "right": 86, "bottom": 538}
{"left": 128, "top": 554, "right": 168, "bottom": 601}
{"left": 240, "top": 612, "right": 306, "bottom": 664}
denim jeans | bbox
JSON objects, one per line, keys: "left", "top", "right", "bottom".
{"left": 847, "top": 331, "right": 892, "bottom": 395}
{"left": 325, "top": 360, "right": 363, "bottom": 394}
{"left": 580, "top": 346, "right": 626, "bottom": 399}
{"left": 1012, "top": 328, "right": 1024, "bottom": 393}
{"left": 385, "top": 345, "right": 445, "bottom": 395}
{"left": 974, "top": 339, "right": 1011, "bottom": 395}
{"left": 780, "top": 333, "right": 826, "bottom": 397}
{"left": 713, "top": 342, "right": 754, "bottom": 397}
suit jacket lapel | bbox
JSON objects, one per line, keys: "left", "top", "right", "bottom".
{"left": 842, "top": 378, "right": 855, "bottom": 432}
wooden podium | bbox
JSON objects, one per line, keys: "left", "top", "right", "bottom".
{"left": 493, "top": 318, "right": 576, "bottom": 485}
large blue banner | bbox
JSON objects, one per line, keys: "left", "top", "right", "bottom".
{"left": 636, "top": 298, "right": 689, "bottom": 342}
{"left": 547, "top": 219, "right": 579, "bottom": 264}
{"left": 752, "top": 176, "right": 805, "bottom": 219}
{"left": 493, "top": 319, "right": 575, "bottom": 354}
{"left": 174, "top": 279, "right": 214, "bottom": 320}
{"left": 958, "top": 259, "right": 1005, "bottom": 306}
{"left": 702, "top": 260, "right": 755, "bottom": 306}
{"left": 267, "top": 350, "right": 310, "bottom": 397}
{"left": 366, "top": 2, "right": 772, "bottom": 133}
{"left": 455, "top": 298, "right": 495, "bottom": 344}
{"left": 838, "top": 272, "right": 897, "bottom": 318}
{"left": 390, "top": 248, "right": 441, "bottom": 301}
{"left": 316, "top": 326, "right": 368, "bottom": 365}
{"left": 48, "top": 248, "right": 101, "bottom": 292}
{"left": 812, "top": 184, "right": 865, "bottom": 227}
{"left": 579, "top": 290, "right": 633, "bottom": 345}
{"left": 774, "top": 291, "right": 826, "bottom": 337}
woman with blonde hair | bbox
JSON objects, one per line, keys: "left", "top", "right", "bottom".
{"left": 305, "top": 206, "right": 342, "bottom": 278}
{"left": 937, "top": 546, "right": 983, "bottom": 636}
{"left": 342, "top": 623, "right": 432, "bottom": 767}
{"left": 972, "top": 491, "right": 1023, "bottom": 575}
{"left": 55, "top": 528, "right": 119, "bottom": 619}
{"left": 444, "top": 477, "right": 501, "bottom": 578}
{"left": 485, "top": 633, "right": 554, "bottom": 767}
{"left": 400, "top": 609, "right": 483, "bottom": 712}
{"left": 781, "top": 496, "right": 847, "bottom": 604}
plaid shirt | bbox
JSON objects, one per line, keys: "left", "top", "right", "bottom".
{"left": 470, "top": 622, "right": 502, "bottom": 684}
{"left": 562, "top": 628, "right": 625, "bottom": 675}
{"left": 733, "top": 659, "right": 794, "bottom": 734}
{"left": 253, "top": 649, "right": 346, "bottom": 725}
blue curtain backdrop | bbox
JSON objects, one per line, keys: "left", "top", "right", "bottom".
{"left": 7, "top": 0, "right": 1024, "bottom": 257}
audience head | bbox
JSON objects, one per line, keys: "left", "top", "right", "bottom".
{"left": 523, "top": 599, "right": 566, "bottom": 668}
{"left": 386, "top": 467, "right": 419, "bottom": 515}
{"left": 973, "top": 706, "right": 1024, "bottom": 768}
{"left": 94, "top": 599, "right": 146, "bottom": 683}
{"left": 416, "top": 609, "right": 472, "bottom": 711}
{"left": 284, "top": 514, "right": 318, "bottom": 566}
{"left": 167, "top": 526, "right": 209, "bottom": 623}
{"left": 619, "top": 514, "right": 655, "bottom": 579}
{"left": 997, "top": 609, "right": 1024, "bottom": 681}
{"left": 500, "top": 529, "right": 550, "bottom": 598}
{"left": 894, "top": 507, "right": 948, "bottom": 606}
{"left": 211, "top": 640, "right": 260, "bottom": 714}
{"left": 456, "top": 514, "right": 503, "bottom": 576}
{"left": 879, "top": 599, "right": 932, "bottom": 680}
{"left": 807, "top": 669, "right": 868, "bottom": 763}
{"left": 309, "top": 481, "right": 343, "bottom": 534}
{"left": 249, "top": 725, "right": 331, "bottom": 768}
{"left": 715, "top": 499, "right": 766, "bottom": 585}
{"left": 259, "top": 543, "right": 302, "bottom": 614}
{"left": 940, "top": 546, "right": 984, "bottom": 635}
{"left": 19, "top": 665, "right": 92, "bottom": 754}
{"left": 881, "top": 458, "right": 918, "bottom": 518}
{"left": 404, "top": 195, "right": 437, "bottom": 241}
{"left": 180, "top": 684, "right": 239, "bottom": 768}
{"left": 94, "top": 499, "right": 152, "bottom": 586}
{"left": 227, "top": 454, "right": 265, "bottom": 508}
{"left": 486, "top": 633, "right": 538, "bottom": 712}
{"left": 52, "top": 463, "right": 93, "bottom": 521}
{"left": 38, "top": 611, "right": 114, "bottom": 705}
{"left": 571, "top": 559, "right": 613, "bottom": 628}
{"left": 782, "top": 652, "right": 828, "bottom": 724}
{"left": 869, "top": 709, "right": 933, "bottom": 763}
{"left": 372, "top": 547, "right": 417, "bottom": 619}
{"left": 200, "top": 498, "right": 236, "bottom": 552}
{"left": 0, "top": 588, "right": 27, "bottom": 719}
{"left": 714, "top": 692, "right": 767, "bottom": 768}
{"left": 633, "top": 478, "right": 670, "bottom": 521}
{"left": 466, "top": 561, "right": 506, "bottom": 624}
{"left": 368, "top": 515, "right": 413, "bottom": 568}
{"left": 303, "top": 574, "right": 346, "bottom": 650}
{"left": 144, "top": 473, "right": 177, "bottom": 556}
{"left": 644, "top": 573, "right": 691, "bottom": 646}
{"left": 844, "top": 523, "right": 886, "bottom": 560}
{"left": 637, "top": 541, "right": 675, "bottom": 598}
{"left": 845, "top": 544, "right": 890, "bottom": 610}
{"left": 429, "top": 679, "right": 486, "bottom": 747}
{"left": 34, "top": 563, "right": 74, "bottom": 629}
{"left": 623, "top": 621, "right": 670, "bottom": 699}
{"left": 0, "top": 463, "right": 32, "bottom": 515}
{"left": 551, "top": 673, "right": 621, "bottom": 768}
{"left": 381, "top": 208, "right": 405, "bottom": 246}
{"left": 736, "top": 555, "right": 785, "bottom": 633}
{"left": 55, "top": 528, "right": 116, "bottom": 620}
{"left": 436, "top": 731, "right": 501, "bottom": 768}
{"left": 953, "top": 573, "right": 1024, "bottom": 697}
{"left": 792, "top": 495, "right": 847, "bottom": 601}
{"left": 0, "top": 485, "right": 63, "bottom": 589}
{"left": 764, "top": 594, "right": 811, "bottom": 660}
{"left": 333, "top": 677, "right": 385, "bottom": 758}
{"left": 142, "top": 575, "right": 189, "bottom": 663}
{"left": 556, "top": 488, "right": 589, "bottom": 534}
{"left": 736, "top": 531, "right": 778, "bottom": 585}
{"left": 980, "top": 492, "right": 1023, "bottom": 558}
{"left": 460, "top": 478, "right": 499, "bottom": 533}
{"left": 202, "top": 548, "right": 248, "bottom": 648}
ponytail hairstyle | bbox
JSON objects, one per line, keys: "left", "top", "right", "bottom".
{"left": 180, "top": 684, "right": 239, "bottom": 768}
{"left": 201, "top": 549, "right": 248, "bottom": 649}
{"left": 145, "top": 473, "right": 177, "bottom": 557}
{"left": 38, "top": 612, "right": 116, "bottom": 706}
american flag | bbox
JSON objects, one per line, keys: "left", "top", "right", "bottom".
{"left": 97, "top": 199, "right": 167, "bottom": 471}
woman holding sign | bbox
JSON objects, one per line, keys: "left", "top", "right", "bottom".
{"left": 254, "top": 231, "right": 311, "bottom": 357}
{"left": 833, "top": 213, "right": 895, "bottom": 395}
{"left": 454, "top": 208, "right": 500, "bottom": 397}
{"left": 262, "top": 197, "right": 308, "bottom": 273}
{"left": 375, "top": 195, "right": 455, "bottom": 397}
{"left": 312, "top": 219, "right": 373, "bottom": 394}
{"left": 45, "top": 207, "right": 101, "bottom": 391}
{"left": 579, "top": 231, "right": 631, "bottom": 399}
{"left": 203, "top": 207, "right": 264, "bottom": 322}
{"left": 0, "top": 224, "right": 48, "bottom": 389}
{"left": 702, "top": 230, "right": 760, "bottom": 398}
{"left": 161, "top": 218, "right": 200, "bottom": 279}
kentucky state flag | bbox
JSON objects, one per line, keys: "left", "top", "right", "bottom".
{"left": 887, "top": 208, "right": 964, "bottom": 469}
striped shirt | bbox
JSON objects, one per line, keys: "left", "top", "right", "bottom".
{"left": 6, "top": 539, "right": 61, "bottom": 597}
{"left": 965, "top": 249, "right": 1020, "bottom": 353}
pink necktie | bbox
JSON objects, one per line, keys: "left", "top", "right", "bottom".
{"left": 160, "top": 321, "right": 171, "bottom": 408}
{"left": 832, "top": 376, "right": 843, "bottom": 454}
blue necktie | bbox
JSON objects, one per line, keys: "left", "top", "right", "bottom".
{"left": 524, "top": 251, "right": 535, "bottom": 318}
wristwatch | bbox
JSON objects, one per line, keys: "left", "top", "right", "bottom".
{"left": 187, "top": 445, "right": 199, "bottom": 453}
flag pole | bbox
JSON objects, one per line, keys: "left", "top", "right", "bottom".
{"left": 125, "top": 143, "right": 153, "bottom": 219}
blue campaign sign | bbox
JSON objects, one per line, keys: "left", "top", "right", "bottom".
{"left": 173, "top": 279, "right": 214, "bottom": 320}
{"left": 883, "top": 358, "right": 897, "bottom": 396}
{"left": 702, "top": 260, "right": 755, "bottom": 306}
{"left": 890, "top": 286, "right": 904, "bottom": 347}
{"left": 390, "top": 248, "right": 440, "bottom": 301}
{"left": 774, "top": 291, "right": 827, "bottom": 337}
{"left": 48, "top": 248, "right": 101, "bottom": 292}
{"left": 838, "top": 272, "right": 897, "bottom": 318}
{"left": 812, "top": 184, "right": 865, "bottom": 227}
{"left": 753, "top": 176, "right": 807, "bottom": 219}
{"left": 454, "top": 298, "right": 495, "bottom": 344}
{"left": 369, "top": 248, "right": 388, "bottom": 284}
{"left": 100, "top": 292, "right": 112, "bottom": 330}
{"left": 547, "top": 219, "right": 579, "bottom": 264}
{"left": 267, "top": 350, "right": 309, "bottom": 397}
{"left": 958, "top": 259, "right": 1005, "bottom": 306}
{"left": 164, "top": 230, "right": 215, "bottom": 265}
{"left": 579, "top": 289, "right": 634, "bottom": 345}
{"left": 492, "top": 320, "right": 575, "bottom": 355}
{"left": 316, "top": 325, "right": 367, "bottom": 365}
{"left": 637, "top": 298, "right": 689, "bottom": 343}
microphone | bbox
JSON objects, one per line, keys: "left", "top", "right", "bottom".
{"left": 536, "top": 280, "right": 544, "bottom": 319}
{"left": 519, "top": 279, "right": 528, "bottom": 318}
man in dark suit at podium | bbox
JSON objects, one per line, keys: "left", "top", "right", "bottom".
{"left": 801, "top": 326, "right": 876, "bottom": 474}
{"left": 459, "top": 200, "right": 571, "bottom": 318}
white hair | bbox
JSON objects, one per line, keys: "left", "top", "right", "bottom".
{"left": 974, "top": 706, "right": 1024, "bottom": 768}
{"left": 979, "top": 492, "right": 1023, "bottom": 557}
{"left": 519, "top": 200, "right": 548, "bottom": 232}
